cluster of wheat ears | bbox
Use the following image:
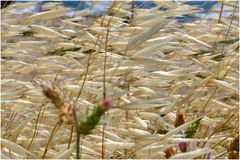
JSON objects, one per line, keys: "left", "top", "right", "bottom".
{"left": 1, "top": 1, "right": 239, "bottom": 159}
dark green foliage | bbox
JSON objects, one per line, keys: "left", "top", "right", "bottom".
{"left": 185, "top": 119, "right": 201, "bottom": 138}
{"left": 212, "top": 54, "right": 225, "bottom": 61}
{"left": 217, "top": 126, "right": 234, "bottom": 132}
{"left": 68, "top": 36, "right": 77, "bottom": 40}
{"left": 230, "top": 94, "right": 239, "bottom": 101}
{"left": 195, "top": 74, "right": 207, "bottom": 79}
{"left": 21, "top": 30, "right": 34, "bottom": 37}
{"left": 47, "top": 47, "right": 81, "bottom": 56}
{"left": 222, "top": 94, "right": 239, "bottom": 103}
{"left": 82, "top": 49, "right": 96, "bottom": 54}
{"left": 218, "top": 38, "right": 239, "bottom": 44}
{"left": 157, "top": 128, "right": 168, "bottom": 134}
{"left": 116, "top": 51, "right": 123, "bottom": 55}
{"left": 193, "top": 48, "right": 211, "bottom": 57}
{"left": 235, "top": 45, "right": 239, "bottom": 51}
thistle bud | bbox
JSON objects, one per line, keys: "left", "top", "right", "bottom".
{"left": 78, "top": 98, "right": 113, "bottom": 134}
{"left": 101, "top": 98, "right": 113, "bottom": 111}
{"left": 178, "top": 142, "right": 188, "bottom": 152}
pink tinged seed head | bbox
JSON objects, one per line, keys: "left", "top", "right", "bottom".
{"left": 101, "top": 98, "right": 113, "bottom": 111}
{"left": 178, "top": 142, "right": 188, "bottom": 152}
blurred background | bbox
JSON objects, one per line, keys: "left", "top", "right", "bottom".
{"left": 1, "top": 1, "right": 219, "bottom": 22}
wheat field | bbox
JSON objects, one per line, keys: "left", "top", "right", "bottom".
{"left": 1, "top": 1, "right": 239, "bottom": 159}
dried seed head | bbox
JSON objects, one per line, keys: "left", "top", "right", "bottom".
{"left": 230, "top": 135, "right": 239, "bottom": 152}
{"left": 228, "top": 134, "right": 239, "bottom": 159}
{"left": 59, "top": 101, "right": 74, "bottom": 123}
{"left": 41, "top": 81, "right": 74, "bottom": 123}
{"left": 175, "top": 110, "right": 185, "bottom": 127}
{"left": 41, "top": 81, "right": 63, "bottom": 107}
{"left": 164, "top": 147, "right": 175, "bottom": 159}
{"left": 228, "top": 151, "right": 239, "bottom": 159}
{"left": 101, "top": 98, "right": 113, "bottom": 111}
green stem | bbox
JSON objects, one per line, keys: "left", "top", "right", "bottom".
{"left": 79, "top": 107, "right": 105, "bottom": 135}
